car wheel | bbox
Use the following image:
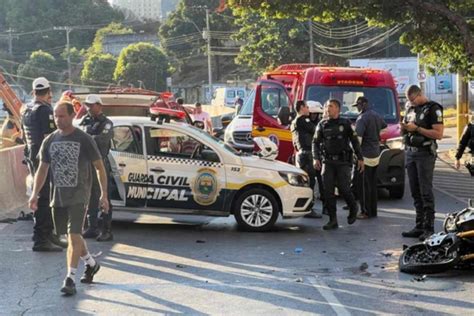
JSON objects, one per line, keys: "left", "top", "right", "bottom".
{"left": 234, "top": 188, "right": 279, "bottom": 232}
{"left": 389, "top": 185, "right": 404, "bottom": 199}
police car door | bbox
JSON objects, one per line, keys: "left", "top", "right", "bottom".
{"left": 109, "top": 125, "right": 148, "bottom": 208}
{"left": 144, "top": 125, "right": 226, "bottom": 214}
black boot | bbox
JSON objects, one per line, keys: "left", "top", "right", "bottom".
{"left": 96, "top": 219, "right": 113, "bottom": 242}
{"left": 49, "top": 234, "right": 68, "bottom": 248}
{"left": 32, "top": 239, "right": 63, "bottom": 252}
{"left": 347, "top": 206, "right": 358, "bottom": 225}
{"left": 419, "top": 216, "right": 435, "bottom": 241}
{"left": 402, "top": 211, "right": 425, "bottom": 238}
{"left": 323, "top": 212, "right": 338, "bottom": 230}
{"left": 82, "top": 215, "right": 99, "bottom": 239}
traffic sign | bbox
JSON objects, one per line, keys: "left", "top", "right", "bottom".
{"left": 417, "top": 71, "right": 426, "bottom": 82}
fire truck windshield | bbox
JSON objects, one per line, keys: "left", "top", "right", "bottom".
{"left": 306, "top": 86, "right": 398, "bottom": 123}
{"left": 239, "top": 89, "right": 256, "bottom": 116}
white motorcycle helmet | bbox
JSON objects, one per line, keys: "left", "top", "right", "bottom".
{"left": 307, "top": 100, "right": 323, "bottom": 114}
{"left": 253, "top": 136, "right": 278, "bottom": 160}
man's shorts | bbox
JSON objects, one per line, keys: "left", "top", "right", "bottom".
{"left": 52, "top": 204, "right": 87, "bottom": 235}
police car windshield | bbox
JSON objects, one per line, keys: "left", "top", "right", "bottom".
{"left": 239, "top": 89, "right": 256, "bottom": 116}
{"left": 189, "top": 125, "right": 242, "bottom": 155}
{"left": 306, "top": 86, "right": 398, "bottom": 123}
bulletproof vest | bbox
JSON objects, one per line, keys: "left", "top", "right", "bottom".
{"left": 79, "top": 113, "right": 112, "bottom": 159}
{"left": 404, "top": 102, "right": 438, "bottom": 147}
{"left": 22, "top": 101, "right": 51, "bottom": 159}
{"left": 291, "top": 115, "right": 314, "bottom": 151}
{"left": 321, "top": 118, "right": 352, "bottom": 156}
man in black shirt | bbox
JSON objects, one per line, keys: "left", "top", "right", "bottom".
{"left": 354, "top": 97, "right": 387, "bottom": 218}
{"left": 401, "top": 85, "right": 444, "bottom": 241}
{"left": 291, "top": 100, "right": 322, "bottom": 218}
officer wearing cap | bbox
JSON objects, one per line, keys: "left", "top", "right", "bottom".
{"left": 312, "top": 99, "right": 364, "bottom": 230}
{"left": 401, "top": 85, "right": 444, "bottom": 241}
{"left": 291, "top": 100, "right": 322, "bottom": 218}
{"left": 21, "top": 77, "right": 64, "bottom": 251}
{"left": 79, "top": 94, "right": 114, "bottom": 241}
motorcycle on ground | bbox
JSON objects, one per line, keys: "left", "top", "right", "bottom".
{"left": 399, "top": 199, "right": 474, "bottom": 274}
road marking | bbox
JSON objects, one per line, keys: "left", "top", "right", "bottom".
{"left": 307, "top": 276, "right": 351, "bottom": 316}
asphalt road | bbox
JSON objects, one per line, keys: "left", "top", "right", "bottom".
{"left": 1, "top": 158, "right": 473, "bottom": 315}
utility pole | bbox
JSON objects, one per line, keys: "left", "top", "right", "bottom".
{"left": 456, "top": 72, "right": 469, "bottom": 141}
{"left": 6, "top": 29, "right": 17, "bottom": 55}
{"left": 417, "top": 53, "right": 426, "bottom": 93}
{"left": 308, "top": 20, "right": 314, "bottom": 63}
{"left": 204, "top": 8, "right": 212, "bottom": 104}
{"left": 53, "top": 26, "right": 72, "bottom": 89}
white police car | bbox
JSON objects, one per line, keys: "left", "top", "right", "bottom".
{"left": 107, "top": 116, "right": 313, "bottom": 231}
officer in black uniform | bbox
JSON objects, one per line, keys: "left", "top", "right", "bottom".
{"left": 401, "top": 85, "right": 444, "bottom": 241}
{"left": 22, "top": 77, "right": 63, "bottom": 251}
{"left": 79, "top": 94, "right": 114, "bottom": 241}
{"left": 454, "top": 113, "right": 474, "bottom": 174}
{"left": 291, "top": 100, "right": 322, "bottom": 218}
{"left": 312, "top": 99, "right": 364, "bottom": 230}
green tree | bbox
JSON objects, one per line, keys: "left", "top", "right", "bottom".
{"left": 0, "top": 0, "right": 123, "bottom": 62}
{"left": 158, "top": 0, "right": 238, "bottom": 80}
{"left": 16, "top": 50, "right": 58, "bottom": 88}
{"left": 81, "top": 53, "right": 116, "bottom": 87}
{"left": 229, "top": 0, "right": 474, "bottom": 78}
{"left": 114, "top": 42, "right": 168, "bottom": 91}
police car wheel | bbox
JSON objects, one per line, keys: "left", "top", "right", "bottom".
{"left": 234, "top": 188, "right": 279, "bottom": 232}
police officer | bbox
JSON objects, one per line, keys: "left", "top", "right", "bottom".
{"left": 401, "top": 85, "right": 444, "bottom": 241}
{"left": 80, "top": 94, "right": 114, "bottom": 241}
{"left": 307, "top": 101, "right": 327, "bottom": 215}
{"left": 291, "top": 100, "right": 322, "bottom": 218}
{"left": 312, "top": 99, "right": 364, "bottom": 230}
{"left": 22, "top": 77, "right": 63, "bottom": 251}
{"left": 454, "top": 112, "right": 474, "bottom": 172}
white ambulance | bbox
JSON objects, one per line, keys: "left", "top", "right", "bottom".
{"left": 107, "top": 116, "right": 313, "bottom": 231}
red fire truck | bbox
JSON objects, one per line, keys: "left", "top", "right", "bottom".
{"left": 224, "top": 64, "right": 405, "bottom": 198}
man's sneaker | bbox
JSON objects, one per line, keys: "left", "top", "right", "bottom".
{"left": 32, "top": 240, "right": 63, "bottom": 252}
{"left": 80, "top": 264, "right": 100, "bottom": 284}
{"left": 419, "top": 230, "right": 434, "bottom": 241}
{"left": 401, "top": 227, "right": 424, "bottom": 238}
{"left": 96, "top": 231, "right": 113, "bottom": 242}
{"left": 82, "top": 227, "right": 99, "bottom": 239}
{"left": 60, "top": 277, "right": 76, "bottom": 296}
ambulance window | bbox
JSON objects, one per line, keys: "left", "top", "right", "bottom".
{"left": 111, "top": 126, "right": 142, "bottom": 154}
{"left": 261, "top": 83, "right": 289, "bottom": 118}
{"left": 227, "top": 90, "right": 236, "bottom": 99}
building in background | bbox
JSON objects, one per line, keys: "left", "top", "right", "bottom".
{"left": 103, "top": 34, "right": 160, "bottom": 56}
{"left": 110, "top": 0, "right": 163, "bottom": 20}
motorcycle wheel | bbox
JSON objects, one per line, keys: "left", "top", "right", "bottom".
{"left": 399, "top": 243, "right": 460, "bottom": 274}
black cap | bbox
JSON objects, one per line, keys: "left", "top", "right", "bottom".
{"left": 352, "top": 96, "right": 368, "bottom": 107}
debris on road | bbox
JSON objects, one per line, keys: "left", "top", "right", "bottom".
{"left": 196, "top": 240, "right": 206, "bottom": 243}
{"left": 412, "top": 275, "right": 427, "bottom": 282}
{"left": 294, "top": 247, "right": 303, "bottom": 254}
{"left": 359, "top": 262, "right": 369, "bottom": 271}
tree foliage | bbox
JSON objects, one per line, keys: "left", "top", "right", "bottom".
{"left": 158, "top": 0, "right": 236, "bottom": 71}
{"left": 114, "top": 42, "right": 168, "bottom": 91}
{"left": 17, "top": 50, "right": 58, "bottom": 88}
{"left": 229, "top": 0, "right": 474, "bottom": 78}
{"left": 232, "top": 10, "right": 346, "bottom": 74}
{"left": 0, "top": 0, "right": 123, "bottom": 61}
{"left": 81, "top": 53, "right": 116, "bottom": 87}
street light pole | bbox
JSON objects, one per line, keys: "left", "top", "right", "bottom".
{"left": 205, "top": 8, "right": 212, "bottom": 104}
{"left": 54, "top": 26, "right": 72, "bottom": 89}
{"left": 308, "top": 20, "right": 314, "bottom": 63}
